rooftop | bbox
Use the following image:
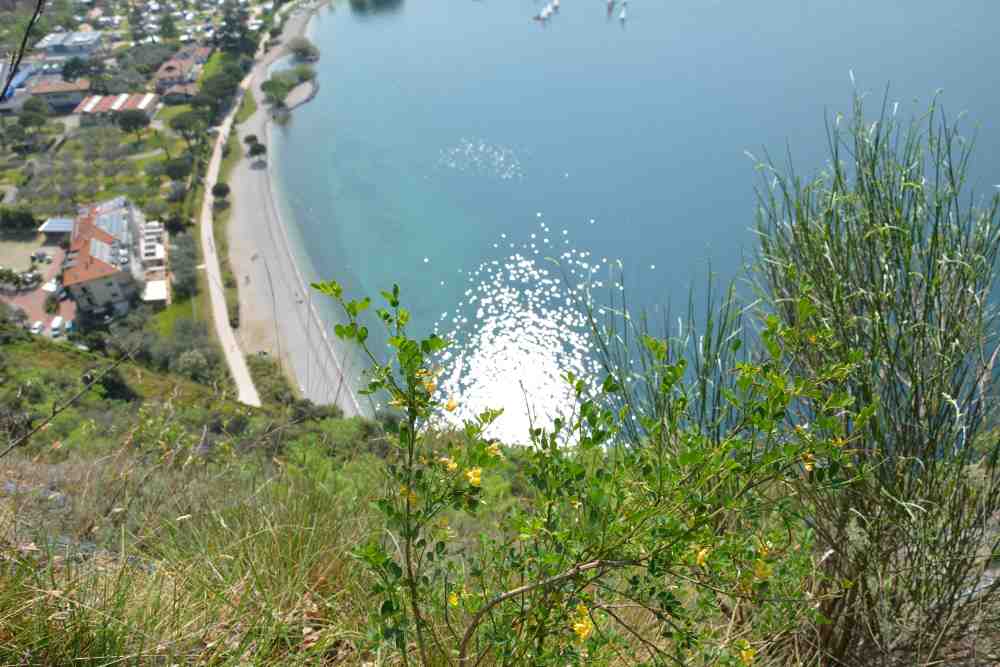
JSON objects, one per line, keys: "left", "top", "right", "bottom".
{"left": 142, "top": 280, "right": 168, "bottom": 302}
{"left": 38, "top": 217, "right": 75, "bottom": 234}
{"left": 73, "top": 93, "right": 158, "bottom": 114}
{"left": 30, "top": 77, "right": 91, "bottom": 95}
{"left": 35, "top": 31, "right": 103, "bottom": 50}
{"left": 62, "top": 198, "right": 141, "bottom": 287}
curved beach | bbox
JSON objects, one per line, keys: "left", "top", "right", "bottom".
{"left": 228, "top": 1, "right": 364, "bottom": 417}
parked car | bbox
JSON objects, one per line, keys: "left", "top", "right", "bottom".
{"left": 50, "top": 316, "right": 64, "bottom": 337}
{"left": 65, "top": 319, "right": 75, "bottom": 334}
{"left": 30, "top": 320, "right": 43, "bottom": 335}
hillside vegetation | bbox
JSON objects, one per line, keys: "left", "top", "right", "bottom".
{"left": 2, "top": 94, "right": 1000, "bottom": 666}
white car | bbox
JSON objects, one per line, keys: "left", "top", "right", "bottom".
{"left": 30, "top": 320, "right": 44, "bottom": 335}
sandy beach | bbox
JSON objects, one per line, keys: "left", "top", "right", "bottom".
{"left": 228, "top": 1, "right": 364, "bottom": 417}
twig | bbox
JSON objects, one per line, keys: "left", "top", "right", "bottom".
{"left": 457, "top": 558, "right": 637, "bottom": 664}
{"left": 0, "top": 348, "right": 136, "bottom": 459}
{"left": 2, "top": 0, "right": 47, "bottom": 102}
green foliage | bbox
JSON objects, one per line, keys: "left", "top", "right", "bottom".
{"left": 248, "top": 141, "right": 267, "bottom": 160}
{"left": 287, "top": 36, "right": 320, "bottom": 61}
{"left": 752, "top": 93, "right": 1000, "bottom": 664}
{"left": 215, "top": 0, "right": 256, "bottom": 55}
{"left": 21, "top": 96, "right": 47, "bottom": 116}
{"left": 115, "top": 109, "right": 151, "bottom": 141}
{"left": 0, "top": 205, "right": 37, "bottom": 230}
{"left": 247, "top": 353, "right": 296, "bottom": 405}
{"left": 159, "top": 13, "right": 179, "bottom": 40}
{"left": 60, "top": 56, "right": 100, "bottom": 82}
{"left": 211, "top": 181, "right": 230, "bottom": 199}
{"left": 261, "top": 68, "right": 313, "bottom": 107}
{"left": 170, "top": 231, "right": 199, "bottom": 299}
{"left": 168, "top": 109, "right": 209, "bottom": 151}
{"left": 194, "top": 71, "right": 242, "bottom": 121}
{"left": 316, "top": 278, "right": 869, "bottom": 665}
{"left": 164, "top": 156, "right": 193, "bottom": 182}
{"left": 115, "top": 43, "right": 174, "bottom": 76}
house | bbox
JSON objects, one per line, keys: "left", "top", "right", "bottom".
{"left": 61, "top": 198, "right": 144, "bottom": 314}
{"left": 73, "top": 93, "right": 159, "bottom": 125}
{"left": 162, "top": 83, "right": 197, "bottom": 104}
{"left": 60, "top": 199, "right": 171, "bottom": 312}
{"left": 33, "top": 31, "right": 104, "bottom": 59}
{"left": 28, "top": 76, "right": 91, "bottom": 112}
{"left": 152, "top": 45, "right": 212, "bottom": 93}
{"left": 153, "top": 58, "right": 196, "bottom": 93}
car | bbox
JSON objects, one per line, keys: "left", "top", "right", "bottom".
{"left": 50, "top": 316, "right": 64, "bottom": 337}
{"left": 65, "top": 319, "right": 75, "bottom": 334}
{"left": 30, "top": 321, "right": 43, "bottom": 335}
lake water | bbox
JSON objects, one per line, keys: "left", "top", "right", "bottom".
{"left": 272, "top": 0, "right": 1000, "bottom": 440}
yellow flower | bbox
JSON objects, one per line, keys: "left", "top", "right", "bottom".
{"left": 757, "top": 539, "right": 773, "bottom": 558}
{"left": 445, "top": 397, "right": 458, "bottom": 412}
{"left": 423, "top": 380, "right": 437, "bottom": 395}
{"left": 448, "top": 591, "right": 459, "bottom": 607}
{"left": 570, "top": 500, "right": 582, "bottom": 510}
{"left": 486, "top": 442, "right": 503, "bottom": 458}
{"left": 388, "top": 395, "right": 406, "bottom": 408}
{"left": 439, "top": 456, "right": 459, "bottom": 472}
{"left": 753, "top": 559, "right": 772, "bottom": 581}
{"left": 399, "top": 485, "right": 418, "bottom": 504}
{"left": 465, "top": 467, "right": 482, "bottom": 487}
{"left": 695, "top": 546, "right": 711, "bottom": 568}
{"left": 571, "top": 604, "right": 593, "bottom": 641}
{"left": 802, "top": 452, "right": 816, "bottom": 472}
{"left": 739, "top": 646, "right": 756, "bottom": 665}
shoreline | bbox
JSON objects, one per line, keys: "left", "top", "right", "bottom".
{"left": 229, "top": 0, "right": 365, "bottom": 417}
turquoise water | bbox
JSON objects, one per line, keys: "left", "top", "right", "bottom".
{"left": 272, "top": 0, "right": 1000, "bottom": 438}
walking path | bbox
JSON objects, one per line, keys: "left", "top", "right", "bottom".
{"left": 199, "top": 83, "right": 262, "bottom": 407}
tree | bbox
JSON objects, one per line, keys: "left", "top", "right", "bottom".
{"left": 61, "top": 56, "right": 89, "bottom": 81}
{"left": 129, "top": 5, "right": 149, "bottom": 44}
{"left": 171, "top": 232, "right": 199, "bottom": 297}
{"left": 164, "top": 157, "right": 193, "bottom": 182}
{"left": 174, "top": 349, "right": 210, "bottom": 382}
{"left": 287, "top": 36, "right": 319, "bottom": 62}
{"left": 159, "top": 13, "right": 179, "bottom": 40}
{"left": 216, "top": 0, "right": 254, "bottom": 55}
{"left": 0, "top": 206, "right": 37, "bottom": 230}
{"left": 243, "top": 133, "right": 258, "bottom": 145}
{"left": 247, "top": 141, "right": 266, "bottom": 162}
{"left": 18, "top": 111, "right": 46, "bottom": 130}
{"left": 21, "top": 96, "right": 46, "bottom": 116}
{"left": 211, "top": 182, "right": 230, "bottom": 199}
{"left": 169, "top": 109, "right": 209, "bottom": 151}
{"left": 194, "top": 72, "right": 241, "bottom": 120}
{"left": 116, "top": 109, "right": 151, "bottom": 143}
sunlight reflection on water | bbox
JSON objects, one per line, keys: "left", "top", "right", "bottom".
{"left": 432, "top": 218, "right": 611, "bottom": 444}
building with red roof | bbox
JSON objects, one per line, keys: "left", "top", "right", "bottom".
{"left": 62, "top": 198, "right": 144, "bottom": 313}
{"left": 73, "top": 93, "right": 159, "bottom": 125}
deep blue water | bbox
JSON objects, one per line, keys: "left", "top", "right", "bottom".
{"left": 272, "top": 0, "right": 1000, "bottom": 438}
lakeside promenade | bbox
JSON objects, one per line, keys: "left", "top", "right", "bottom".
{"left": 226, "top": 1, "right": 364, "bottom": 416}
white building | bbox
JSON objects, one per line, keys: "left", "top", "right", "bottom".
{"left": 61, "top": 198, "right": 162, "bottom": 314}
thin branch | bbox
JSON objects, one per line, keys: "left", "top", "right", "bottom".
{"left": 2, "top": 0, "right": 47, "bottom": 102}
{"left": 457, "top": 558, "right": 637, "bottom": 664}
{"left": 0, "top": 347, "right": 136, "bottom": 459}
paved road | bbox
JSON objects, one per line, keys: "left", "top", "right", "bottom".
{"left": 199, "top": 84, "right": 262, "bottom": 408}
